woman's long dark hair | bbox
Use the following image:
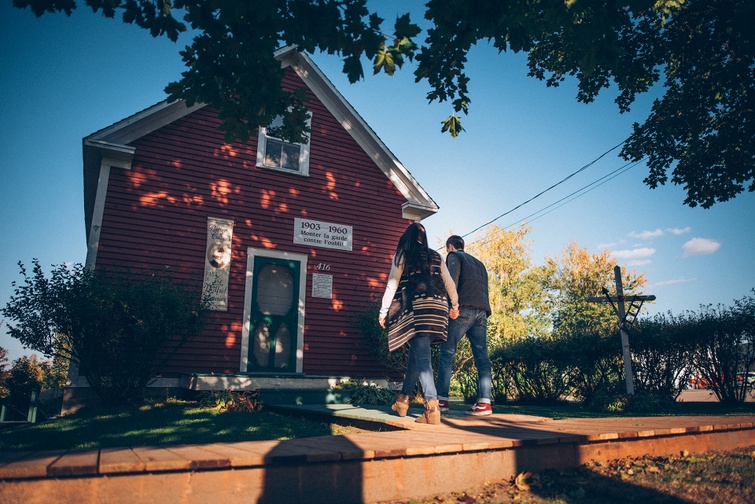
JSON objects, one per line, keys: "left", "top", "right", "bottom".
{"left": 394, "top": 222, "right": 433, "bottom": 272}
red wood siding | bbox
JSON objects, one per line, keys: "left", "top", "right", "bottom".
{"left": 94, "top": 68, "right": 412, "bottom": 378}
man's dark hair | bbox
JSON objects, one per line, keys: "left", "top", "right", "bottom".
{"left": 446, "top": 235, "right": 464, "bottom": 250}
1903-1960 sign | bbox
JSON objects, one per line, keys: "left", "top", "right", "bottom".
{"left": 293, "top": 218, "right": 352, "bottom": 251}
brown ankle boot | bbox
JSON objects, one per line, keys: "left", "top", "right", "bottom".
{"left": 415, "top": 399, "right": 441, "bottom": 424}
{"left": 391, "top": 394, "right": 410, "bottom": 417}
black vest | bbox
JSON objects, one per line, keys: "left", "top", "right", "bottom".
{"left": 448, "top": 251, "right": 491, "bottom": 316}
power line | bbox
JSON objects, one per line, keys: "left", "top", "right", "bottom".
{"left": 463, "top": 159, "right": 642, "bottom": 249}
{"left": 508, "top": 160, "right": 643, "bottom": 228}
{"left": 458, "top": 140, "right": 626, "bottom": 240}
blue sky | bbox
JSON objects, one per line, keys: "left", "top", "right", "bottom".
{"left": 2, "top": 3, "right": 754, "bottom": 363}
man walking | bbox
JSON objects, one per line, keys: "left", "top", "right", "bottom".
{"left": 436, "top": 235, "right": 493, "bottom": 416}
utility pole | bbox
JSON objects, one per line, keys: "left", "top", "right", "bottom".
{"left": 588, "top": 266, "right": 656, "bottom": 395}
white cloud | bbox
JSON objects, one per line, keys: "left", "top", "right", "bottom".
{"left": 681, "top": 238, "right": 721, "bottom": 258}
{"left": 626, "top": 259, "right": 652, "bottom": 267}
{"left": 649, "top": 277, "right": 697, "bottom": 288}
{"left": 613, "top": 247, "right": 656, "bottom": 260}
{"left": 629, "top": 229, "right": 664, "bottom": 240}
{"left": 596, "top": 239, "right": 625, "bottom": 250}
{"left": 626, "top": 226, "right": 692, "bottom": 241}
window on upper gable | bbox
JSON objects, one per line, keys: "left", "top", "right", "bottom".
{"left": 257, "top": 113, "right": 311, "bottom": 176}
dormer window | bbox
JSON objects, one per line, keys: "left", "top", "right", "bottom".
{"left": 257, "top": 114, "right": 311, "bottom": 176}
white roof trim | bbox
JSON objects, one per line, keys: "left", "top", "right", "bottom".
{"left": 275, "top": 48, "right": 438, "bottom": 219}
{"left": 87, "top": 100, "right": 207, "bottom": 145}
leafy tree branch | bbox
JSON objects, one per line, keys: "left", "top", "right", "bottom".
{"left": 13, "top": 0, "right": 753, "bottom": 206}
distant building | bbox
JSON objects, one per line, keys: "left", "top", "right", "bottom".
{"left": 66, "top": 47, "right": 438, "bottom": 407}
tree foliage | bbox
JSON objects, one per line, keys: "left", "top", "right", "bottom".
{"left": 0, "top": 346, "right": 69, "bottom": 418}
{"left": 2, "top": 260, "right": 209, "bottom": 406}
{"left": 541, "top": 241, "right": 648, "bottom": 337}
{"left": 620, "top": 0, "right": 755, "bottom": 208}
{"left": 684, "top": 293, "right": 755, "bottom": 404}
{"left": 559, "top": 326, "right": 624, "bottom": 406}
{"left": 14, "top": 0, "right": 753, "bottom": 206}
{"left": 494, "top": 336, "right": 571, "bottom": 404}
{"left": 0, "top": 346, "right": 10, "bottom": 401}
{"left": 630, "top": 314, "right": 693, "bottom": 400}
{"left": 468, "top": 224, "right": 549, "bottom": 343}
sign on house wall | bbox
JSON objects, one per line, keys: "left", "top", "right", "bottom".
{"left": 202, "top": 217, "right": 234, "bottom": 310}
{"left": 312, "top": 272, "right": 333, "bottom": 299}
{"left": 293, "top": 218, "right": 352, "bottom": 251}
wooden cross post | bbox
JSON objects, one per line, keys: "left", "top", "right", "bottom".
{"left": 588, "top": 265, "right": 656, "bottom": 395}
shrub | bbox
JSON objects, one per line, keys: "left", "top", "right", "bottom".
{"left": 490, "top": 356, "right": 513, "bottom": 404}
{"left": 199, "top": 389, "right": 263, "bottom": 412}
{"left": 493, "top": 336, "right": 571, "bottom": 404}
{"left": 451, "top": 338, "right": 478, "bottom": 402}
{"left": 684, "top": 293, "right": 755, "bottom": 404}
{"left": 451, "top": 345, "right": 512, "bottom": 404}
{"left": 589, "top": 385, "right": 629, "bottom": 413}
{"left": 352, "top": 303, "right": 407, "bottom": 375}
{"left": 625, "top": 391, "right": 676, "bottom": 413}
{"left": 2, "top": 260, "right": 210, "bottom": 407}
{"left": 559, "top": 327, "right": 623, "bottom": 405}
{"left": 332, "top": 379, "right": 395, "bottom": 406}
{"left": 631, "top": 315, "right": 692, "bottom": 401}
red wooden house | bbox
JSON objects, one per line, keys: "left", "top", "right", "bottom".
{"left": 69, "top": 47, "right": 438, "bottom": 404}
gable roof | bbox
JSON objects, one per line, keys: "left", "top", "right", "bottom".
{"left": 83, "top": 46, "right": 438, "bottom": 239}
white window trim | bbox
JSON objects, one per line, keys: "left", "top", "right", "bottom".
{"left": 239, "top": 248, "right": 308, "bottom": 373}
{"left": 256, "top": 114, "right": 312, "bottom": 176}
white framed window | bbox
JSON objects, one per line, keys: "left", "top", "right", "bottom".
{"left": 256, "top": 114, "right": 311, "bottom": 176}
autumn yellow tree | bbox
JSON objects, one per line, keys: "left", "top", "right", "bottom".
{"left": 489, "top": 242, "right": 649, "bottom": 404}
{"left": 540, "top": 241, "right": 648, "bottom": 338}
{"left": 467, "top": 224, "right": 550, "bottom": 344}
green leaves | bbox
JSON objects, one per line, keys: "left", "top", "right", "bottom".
{"left": 373, "top": 43, "right": 399, "bottom": 76}
{"left": 2, "top": 260, "right": 210, "bottom": 406}
{"left": 620, "top": 0, "right": 755, "bottom": 208}
{"left": 372, "top": 14, "right": 419, "bottom": 76}
{"left": 14, "top": 0, "right": 754, "bottom": 207}
{"left": 440, "top": 114, "right": 465, "bottom": 138}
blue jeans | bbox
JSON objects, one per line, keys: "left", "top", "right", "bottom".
{"left": 401, "top": 335, "right": 437, "bottom": 401}
{"left": 436, "top": 308, "right": 492, "bottom": 403}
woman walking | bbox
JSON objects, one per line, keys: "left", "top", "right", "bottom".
{"left": 379, "top": 222, "right": 459, "bottom": 424}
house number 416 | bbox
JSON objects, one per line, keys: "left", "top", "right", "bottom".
{"left": 316, "top": 263, "right": 331, "bottom": 271}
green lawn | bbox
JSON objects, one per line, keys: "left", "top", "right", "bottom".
{"left": 0, "top": 399, "right": 364, "bottom": 452}
{"left": 433, "top": 391, "right": 755, "bottom": 419}
{"left": 2, "top": 397, "right": 753, "bottom": 453}
{"left": 479, "top": 400, "right": 755, "bottom": 419}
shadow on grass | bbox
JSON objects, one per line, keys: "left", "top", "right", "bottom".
{"left": 0, "top": 400, "right": 339, "bottom": 451}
